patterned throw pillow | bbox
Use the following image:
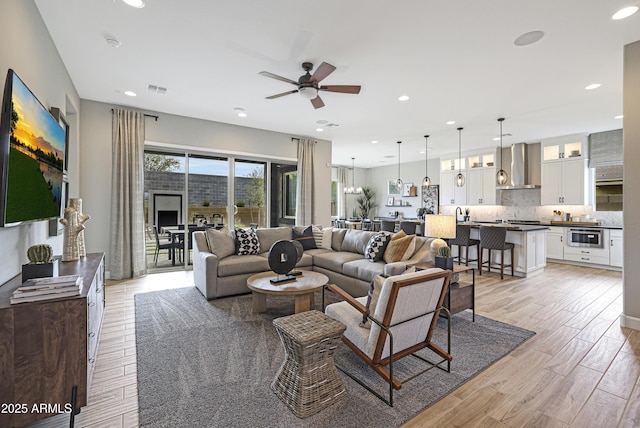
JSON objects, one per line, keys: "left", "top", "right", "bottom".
{"left": 292, "top": 225, "right": 317, "bottom": 250}
{"left": 360, "top": 274, "right": 386, "bottom": 329}
{"left": 383, "top": 231, "right": 416, "bottom": 263}
{"left": 235, "top": 227, "right": 260, "bottom": 255}
{"left": 364, "top": 232, "right": 391, "bottom": 263}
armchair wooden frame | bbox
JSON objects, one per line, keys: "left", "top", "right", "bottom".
{"left": 325, "top": 270, "right": 452, "bottom": 406}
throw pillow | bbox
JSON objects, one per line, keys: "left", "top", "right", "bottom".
{"left": 320, "top": 227, "right": 333, "bottom": 250}
{"left": 364, "top": 232, "right": 391, "bottom": 263}
{"left": 235, "top": 227, "right": 260, "bottom": 255}
{"left": 292, "top": 225, "right": 317, "bottom": 250}
{"left": 360, "top": 274, "right": 387, "bottom": 329}
{"left": 311, "top": 225, "right": 324, "bottom": 248}
{"left": 204, "top": 227, "right": 236, "bottom": 259}
{"left": 383, "top": 232, "right": 416, "bottom": 263}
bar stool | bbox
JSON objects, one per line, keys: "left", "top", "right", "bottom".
{"left": 399, "top": 221, "right": 417, "bottom": 235}
{"left": 479, "top": 226, "right": 514, "bottom": 280}
{"left": 380, "top": 220, "right": 396, "bottom": 232}
{"left": 447, "top": 224, "right": 479, "bottom": 266}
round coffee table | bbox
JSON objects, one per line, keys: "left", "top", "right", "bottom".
{"left": 246, "top": 270, "right": 329, "bottom": 314}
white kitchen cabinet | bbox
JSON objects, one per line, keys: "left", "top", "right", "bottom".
{"left": 542, "top": 137, "right": 585, "bottom": 161}
{"left": 563, "top": 229, "right": 610, "bottom": 265}
{"left": 526, "top": 230, "right": 547, "bottom": 270}
{"left": 541, "top": 159, "right": 588, "bottom": 205}
{"left": 467, "top": 167, "right": 496, "bottom": 205}
{"left": 610, "top": 229, "right": 623, "bottom": 267}
{"left": 440, "top": 171, "right": 467, "bottom": 206}
{"left": 546, "top": 226, "right": 564, "bottom": 259}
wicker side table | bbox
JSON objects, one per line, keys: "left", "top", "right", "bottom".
{"left": 271, "top": 310, "right": 347, "bottom": 418}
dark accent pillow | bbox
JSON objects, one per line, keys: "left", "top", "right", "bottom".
{"left": 292, "top": 225, "right": 317, "bottom": 250}
{"left": 235, "top": 227, "right": 260, "bottom": 255}
{"left": 364, "top": 232, "right": 391, "bottom": 262}
{"left": 361, "top": 274, "right": 387, "bottom": 328}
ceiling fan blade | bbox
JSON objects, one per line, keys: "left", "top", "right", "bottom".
{"left": 259, "top": 71, "right": 298, "bottom": 86}
{"left": 310, "top": 96, "right": 325, "bottom": 109}
{"left": 320, "top": 85, "right": 361, "bottom": 94}
{"left": 310, "top": 62, "right": 336, "bottom": 83}
{"left": 266, "top": 90, "right": 298, "bottom": 99}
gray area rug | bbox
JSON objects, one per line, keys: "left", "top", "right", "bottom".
{"left": 135, "top": 286, "right": 534, "bottom": 427}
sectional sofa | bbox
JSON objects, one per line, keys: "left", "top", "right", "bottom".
{"left": 192, "top": 226, "right": 436, "bottom": 299}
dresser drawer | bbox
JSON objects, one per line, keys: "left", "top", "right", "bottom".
{"left": 563, "top": 252, "right": 610, "bottom": 265}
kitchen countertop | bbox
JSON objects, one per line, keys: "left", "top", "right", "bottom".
{"left": 541, "top": 222, "right": 623, "bottom": 230}
{"left": 460, "top": 222, "right": 549, "bottom": 232}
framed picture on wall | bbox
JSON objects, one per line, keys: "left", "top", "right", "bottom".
{"left": 386, "top": 196, "right": 394, "bottom": 206}
{"left": 402, "top": 182, "right": 414, "bottom": 197}
{"left": 388, "top": 180, "right": 401, "bottom": 195}
{"left": 422, "top": 185, "right": 439, "bottom": 214}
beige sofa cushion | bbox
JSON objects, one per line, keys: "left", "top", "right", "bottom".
{"left": 205, "top": 227, "right": 236, "bottom": 259}
{"left": 331, "top": 228, "right": 348, "bottom": 251}
{"left": 342, "top": 258, "right": 385, "bottom": 283}
{"left": 313, "top": 251, "right": 363, "bottom": 273}
{"left": 341, "top": 229, "right": 377, "bottom": 254}
{"left": 256, "top": 227, "right": 291, "bottom": 253}
{"left": 218, "top": 254, "right": 270, "bottom": 277}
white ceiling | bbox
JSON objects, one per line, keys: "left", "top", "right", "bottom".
{"left": 35, "top": 0, "right": 640, "bottom": 168}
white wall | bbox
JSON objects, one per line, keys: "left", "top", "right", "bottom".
{"left": 622, "top": 40, "right": 640, "bottom": 330}
{"left": 0, "top": 0, "right": 80, "bottom": 284}
{"left": 79, "top": 100, "right": 332, "bottom": 271}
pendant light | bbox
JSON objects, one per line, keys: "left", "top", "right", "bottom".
{"left": 496, "top": 118, "right": 509, "bottom": 185}
{"left": 395, "top": 141, "right": 403, "bottom": 189}
{"left": 344, "top": 157, "right": 362, "bottom": 194}
{"left": 422, "top": 135, "right": 431, "bottom": 187}
{"left": 455, "top": 128, "right": 465, "bottom": 187}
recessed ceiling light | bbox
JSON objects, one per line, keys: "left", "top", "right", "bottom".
{"left": 316, "top": 128, "right": 323, "bottom": 132}
{"left": 615, "top": 115, "right": 624, "bottom": 119}
{"left": 371, "top": 140, "right": 378, "bottom": 144}
{"left": 122, "top": 0, "right": 145, "bottom": 8}
{"left": 514, "top": 30, "right": 545, "bottom": 46}
{"left": 398, "top": 95, "right": 410, "bottom": 101}
{"left": 612, "top": 6, "right": 638, "bottom": 20}
{"left": 124, "top": 90, "right": 137, "bottom": 97}
{"left": 446, "top": 120, "right": 456, "bottom": 125}
{"left": 585, "top": 83, "right": 601, "bottom": 90}
{"left": 233, "top": 107, "right": 247, "bottom": 117}
{"left": 419, "top": 150, "right": 426, "bottom": 154}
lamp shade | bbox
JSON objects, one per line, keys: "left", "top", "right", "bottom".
{"left": 424, "top": 215, "right": 456, "bottom": 239}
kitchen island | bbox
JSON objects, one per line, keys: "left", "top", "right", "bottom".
{"left": 459, "top": 222, "right": 549, "bottom": 277}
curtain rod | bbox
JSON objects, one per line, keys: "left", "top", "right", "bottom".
{"left": 110, "top": 108, "right": 159, "bottom": 121}
{"left": 291, "top": 137, "right": 317, "bottom": 143}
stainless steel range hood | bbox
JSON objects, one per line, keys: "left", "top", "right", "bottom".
{"left": 496, "top": 142, "right": 541, "bottom": 190}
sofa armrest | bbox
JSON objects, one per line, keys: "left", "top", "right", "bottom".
{"left": 193, "top": 236, "right": 220, "bottom": 299}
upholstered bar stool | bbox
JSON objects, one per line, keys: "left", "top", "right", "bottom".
{"left": 447, "top": 224, "right": 479, "bottom": 266}
{"left": 479, "top": 226, "right": 514, "bottom": 280}
{"left": 399, "top": 221, "right": 417, "bottom": 235}
{"left": 380, "top": 220, "right": 396, "bottom": 232}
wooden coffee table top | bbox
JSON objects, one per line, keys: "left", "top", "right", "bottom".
{"left": 247, "top": 270, "right": 328, "bottom": 296}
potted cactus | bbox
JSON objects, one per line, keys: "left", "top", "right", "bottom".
{"left": 22, "top": 244, "right": 59, "bottom": 282}
{"left": 434, "top": 245, "right": 454, "bottom": 270}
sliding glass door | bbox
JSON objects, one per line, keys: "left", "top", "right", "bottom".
{"left": 234, "top": 159, "right": 267, "bottom": 229}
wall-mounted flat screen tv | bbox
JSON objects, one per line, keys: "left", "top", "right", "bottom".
{"left": 0, "top": 69, "right": 65, "bottom": 227}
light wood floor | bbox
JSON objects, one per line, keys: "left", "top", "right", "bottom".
{"left": 30, "top": 263, "right": 638, "bottom": 428}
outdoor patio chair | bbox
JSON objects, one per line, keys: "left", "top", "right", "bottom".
{"left": 324, "top": 268, "right": 452, "bottom": 406}
{"left": 152, "top": 226, "right": 182, "bottom": 266}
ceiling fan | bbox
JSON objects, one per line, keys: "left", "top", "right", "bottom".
{"left": 259, "top": 62, "right": 361, "bottom": 109}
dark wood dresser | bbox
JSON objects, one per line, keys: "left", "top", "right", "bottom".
{"left": 0, "top": 253, "right": 105, "bottom": 427}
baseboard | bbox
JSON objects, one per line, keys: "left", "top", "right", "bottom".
{"left": 620, "top": 313, "right": 640, "bottom": 331}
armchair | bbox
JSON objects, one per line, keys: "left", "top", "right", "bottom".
{"left": 325, "top": 268, "right": 452, "bottom": 406}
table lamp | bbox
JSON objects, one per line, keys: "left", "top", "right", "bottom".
{"left": 424, "top": 215, "right": 456, "bottom": 257}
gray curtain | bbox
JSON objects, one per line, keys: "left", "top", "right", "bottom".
{"left": 337, "top": 167, "right": 348, "bottom": 219}
{"left": 109, "top": 109, "right": 146, "bottom": 279}
{"left": 295, "top": 138, "right": 315, "bottom": 225}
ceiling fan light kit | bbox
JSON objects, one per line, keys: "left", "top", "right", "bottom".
{"left": 456, "top": 128, "right": 465, "bottom": 187}
{"left": 260, "top": 62, "right": 361, "bottom": 109}
{"left": 496, "top": 117, "right": 509, "bottom": 185}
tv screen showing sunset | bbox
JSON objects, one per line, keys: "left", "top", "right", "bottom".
{"left": 5, "top": 71, "right": 65, "bottom": 224}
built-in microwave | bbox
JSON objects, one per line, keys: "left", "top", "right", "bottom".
{"left": 567, "top": 228, "right": 604, "bottom": 248}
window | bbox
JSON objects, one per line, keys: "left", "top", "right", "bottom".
{"left": 283, "top": 171, "right": 297, "bottom": 218}
{"left": 331, "top": 180, "right": 338, "bottom": 216}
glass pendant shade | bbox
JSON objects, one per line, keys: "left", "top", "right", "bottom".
{"left": 496, "top": 117, "right": 508, "bottom": 185}
{"left": 422, "top": 135, "right": 431, "bottom": 188}
{"left": 395, "top": 141, "right": 403, "bottom": 189}
{"left": 456, "top": 128, "right": 465, "bottom": 187}
{"left": 497, "top": 169, "right": 508, "bottom": 185}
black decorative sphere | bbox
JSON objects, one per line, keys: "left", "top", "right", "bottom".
{"left": 268, "top": 240, "right": 297, "bottom": 275}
